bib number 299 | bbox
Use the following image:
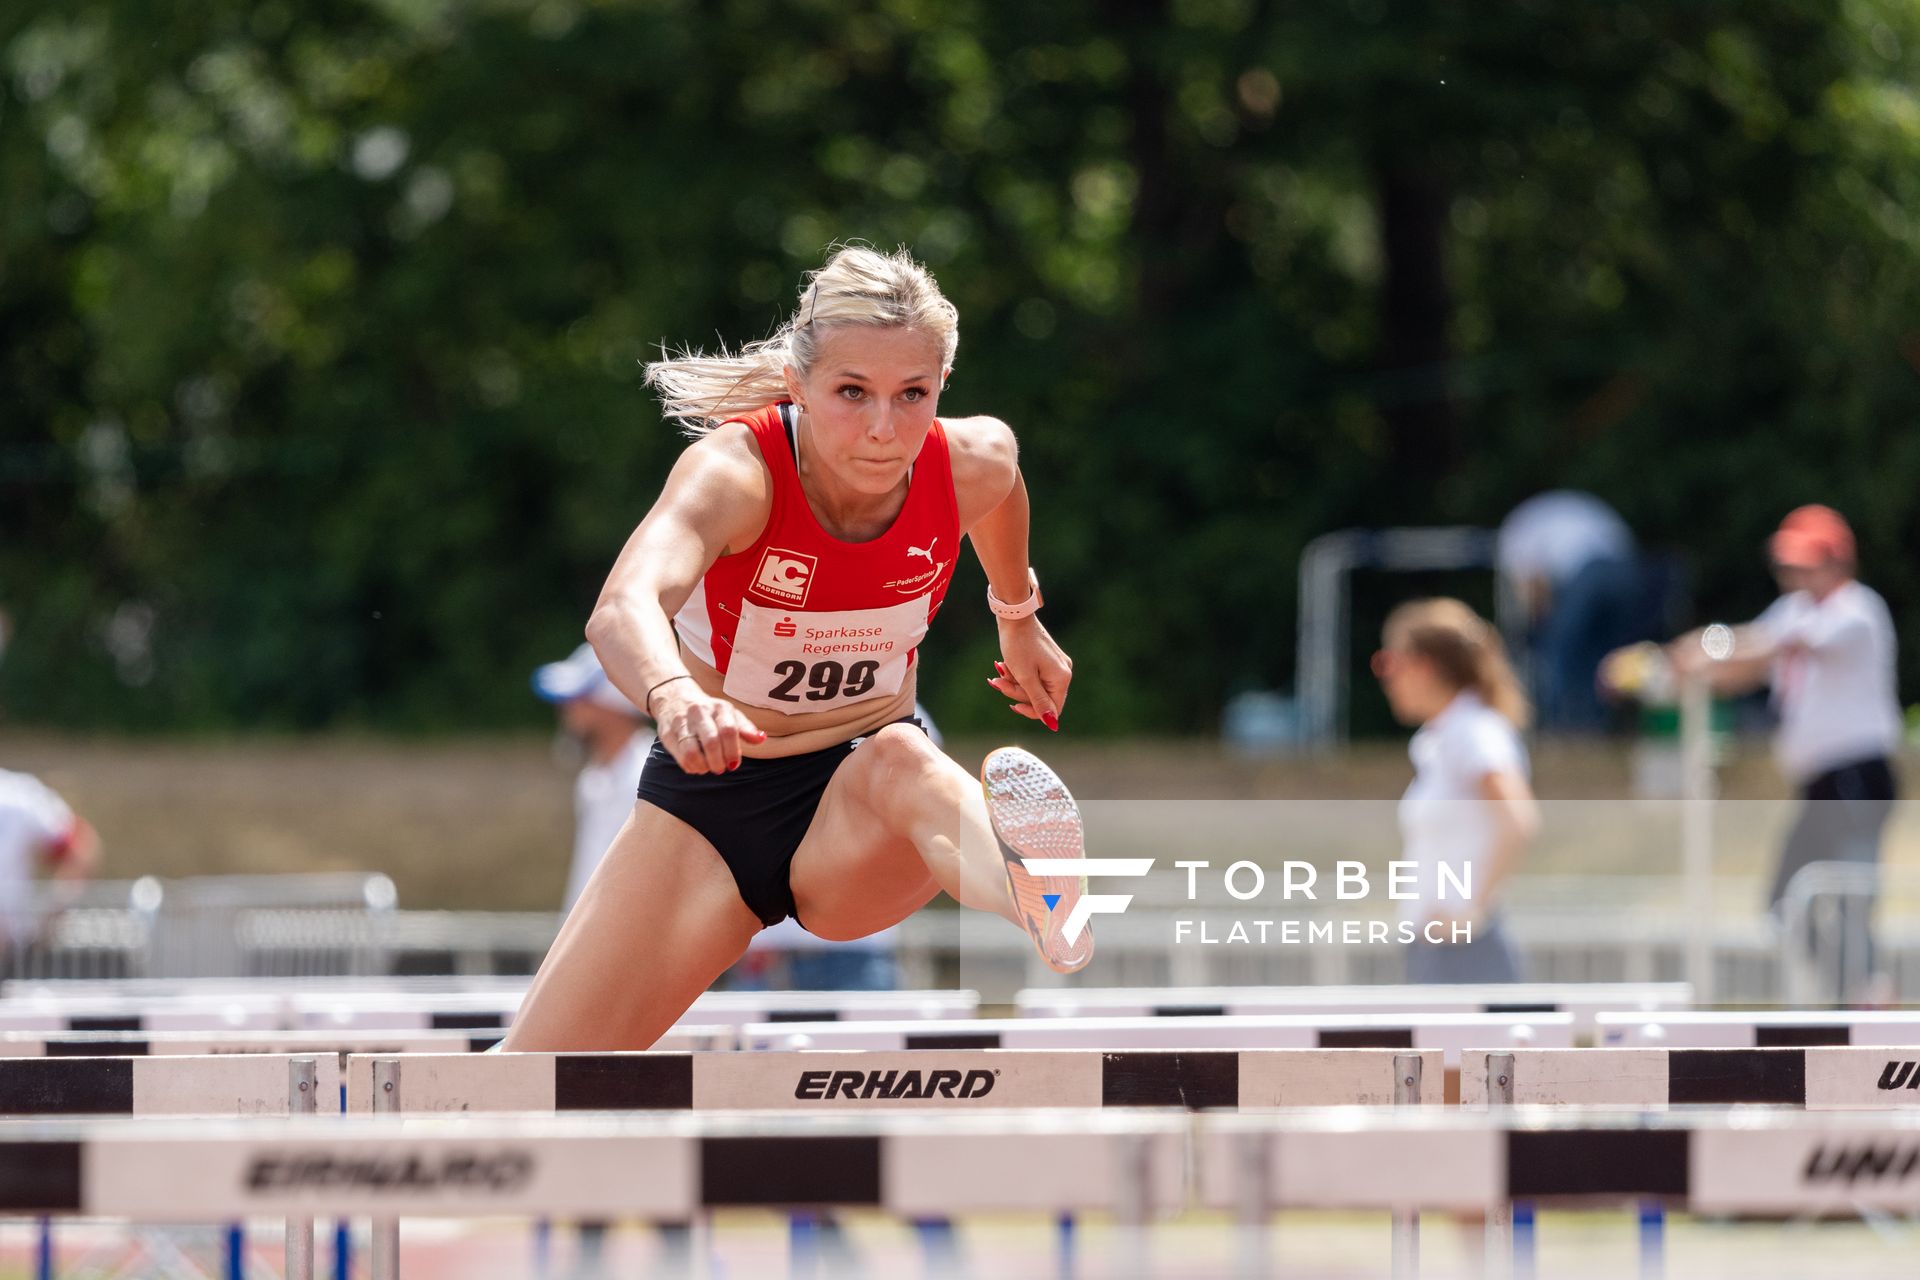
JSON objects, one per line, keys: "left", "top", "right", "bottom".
{"left": 768, "top": 659, "right": 880, "bottom": 703}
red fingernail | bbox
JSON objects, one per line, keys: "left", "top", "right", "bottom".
{"left": 994, "top": 661, "right": 1008, "bottom": 677}
{"left": 1042, "top": 712, "right": 1059, "bottom": 732}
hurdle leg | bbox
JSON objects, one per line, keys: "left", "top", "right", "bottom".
{"left": 1231, "top": 1129, "right": 1269, "bottom": 1279}
{"left": 530, "top": 1219, "right": 551, "bottom": 1278}
{"left": 1513, "top": 1202, "right": 1536, "bottom": 1280}
{"left": 1484, "top": 1053, "right": 1514, "bottom": 1280}
{"left": 1391, "top": 1053, "right": 1422, "bottom": 1280}
{"left": 226, "top": 1224, "right": 245, "bottom": 1280}
{"left": 1055, "top": 1213, "right": 1076, "bottom": 1280}
{"left": 35, "top": 1217, "right": 51, "bottom": 1280}
{"left": 285, "top": 1057, "right": 318, "bottom": 1280}
{"left": 1637, "top": 1201, "right": 1665, "bottom": 1280}
{"left": 370, "top": 1057, "right": 401, "bottom": 1280}
{"left": 911, "top": 1217, "right": 957, "bottom": 1277}
{"left": 1113, "top": 1131, "right": 1154, "bottom": 1280}
{"left": 334, "top": 1079, "right": 351, "bottom": 1280}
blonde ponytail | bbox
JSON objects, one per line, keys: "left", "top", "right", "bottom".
{"left": 644, "top": 245, "right": 961, "bottom": 434}
{"left": 1383, "top": 598, "right": 1532, "bottom": 730}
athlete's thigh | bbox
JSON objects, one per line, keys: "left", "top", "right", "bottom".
{"left": 788, "top": 726, "right": 964, "bottom": 941}
{"left": 504, "top": 800, "right": 761, "bottom": 1051}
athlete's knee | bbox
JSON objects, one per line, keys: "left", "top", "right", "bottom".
{"left": 862, "top": 721, "right": 942, "bottom": 773}
{"left": 856, "top": 723, "right": 951, "bottom": 812}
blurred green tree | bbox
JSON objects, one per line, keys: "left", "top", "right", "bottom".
{"left": 1, "top": 0, "right": 1915, "bottom": 734}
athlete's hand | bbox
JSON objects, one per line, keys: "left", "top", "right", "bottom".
{"left": 988, "top": 616, "right": 1072, "bottom": 731}
{"left": 652, "top": 684, "right": 768, "bottom": 774}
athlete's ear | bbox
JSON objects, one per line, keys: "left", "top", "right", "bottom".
{"left": 781, "top": 364, "right": 806, "bottom": 412}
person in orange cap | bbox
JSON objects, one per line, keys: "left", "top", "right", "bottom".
{"left": 1649, "top": 505, "right": 1901, "bottom": 999}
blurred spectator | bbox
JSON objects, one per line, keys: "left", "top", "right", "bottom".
{"left": 1497, "top": 490, "right": 1641, "bottom": 732}
{"left": 1661, "top": 505, "right": 1901, "bottom": 1000}
{"left": 531, "top": 643, "right": 652, "bottom": 916}
{"left": 727, "top": 705, "right": 946, "bottom": 992}
{"left": 0, "top": 769, "right": 101, "bottom": 972}
{"left": 1374, "top": 599, "right": 1540, "bottom": 984}
{"left": 530, "top": 642, "right": 652, "bottom": 1279}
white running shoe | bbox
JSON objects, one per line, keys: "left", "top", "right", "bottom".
{"left": 980, "top": 746, "right": 1094, "bottom": 975}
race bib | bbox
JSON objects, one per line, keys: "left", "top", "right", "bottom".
{"left": 724, "top": 596, "right": 932, "bottom": 712}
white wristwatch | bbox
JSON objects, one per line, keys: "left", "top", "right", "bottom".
{"left": 988, "top": 570, "right": 1042, "bottom": 620}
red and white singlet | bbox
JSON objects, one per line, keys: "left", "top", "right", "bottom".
{"left": 672, "top": 403, "right": 959, "bottom": 713}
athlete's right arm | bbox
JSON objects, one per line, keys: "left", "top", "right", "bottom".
{"left": 586, "top": 424, "right": 771, "bottom": 774}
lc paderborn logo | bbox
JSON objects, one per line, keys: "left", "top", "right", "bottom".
{"left": 752, "top": 547, "right": 817, "bottom": 606}
{"left": 1016, "top": 857, "right": 1155, "bottom": 944}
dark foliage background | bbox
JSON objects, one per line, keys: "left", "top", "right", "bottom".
{"left": 3, "top": 0, "right": 1916, "bottom": 733}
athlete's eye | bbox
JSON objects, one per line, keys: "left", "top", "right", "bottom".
{"left": 838, "top": 385, "right": 865, "bottom": 401}
{"left": 901, "top": 387, "right": 928, "bottom": 402}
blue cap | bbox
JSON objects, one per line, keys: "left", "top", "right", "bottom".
{"left": 531, "top": 643, "right": 639, "bottom": 715}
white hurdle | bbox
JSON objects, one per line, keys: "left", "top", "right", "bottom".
{"left": 1459, "top": 1042, "right": 1920, "bottom": 1278}
{"left": 0, "top": 1023, "right": 735, "bottom": 1058}
{"left": 741, "top": 1011, "right": 1576, "bottom": 1068}
{"left": 1462, "top": 1045, "right": 1920, "bottom": 1109}
{"left": 1017, "top": 982, "right": 1691, "bottom": 1037}
{"left": 0, "top": 1051, "right": 341, "bottom": 1116}
{"left": 1194, "top": 1107, "right": 1920, "bottom": 1216}
{"left": 0, "top": 984, "right": 977, "bottom": 1033}
{"left": 340, "top": 1048, "right": 1444, "bottom": 1112}
{"left": 0, "top": 1052, "right": 337, "bottom": 1280}
{"left": 343, "top": 1047, "right": 1436, "bottom": 1278}
{"left": 7, "top": 1108, "right": 1920, "bottom": 1277}
{"left": 1597, "top": 1009, "right": 1920, "bottom": 1047}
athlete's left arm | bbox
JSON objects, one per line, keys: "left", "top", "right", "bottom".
{"left": 948, "top": 416, "right": 1073, "bottom": 731}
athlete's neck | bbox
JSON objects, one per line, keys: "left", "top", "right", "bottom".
{"left": 794, "top": 413, "right": 909, "bottom": 542}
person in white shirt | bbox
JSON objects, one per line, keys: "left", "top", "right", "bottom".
{"left": 0, "top": 769, "right": 102, "bottom": 968}
{"left": 1663, "top": 505, "right": 1901, "bottom": 998}
{"left": 530, "top": 645, "right": 655, "bottom": 1276}
{"left": 1497, "top": 490, "right": 1641, "bottom": 732}
{"left": 1374, "top": 599, "right": 1541, "bottom": 983}
{"left": 532, "top": 644, "right": 654, "bottom": 916}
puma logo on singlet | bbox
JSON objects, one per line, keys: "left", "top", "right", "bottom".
{"left": 907, "top": 538, "right": 939, "bottom": 564}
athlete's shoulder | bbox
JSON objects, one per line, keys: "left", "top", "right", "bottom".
{"left": 941, "top": 414, "right": 1017, "bottom": 498}
{"left": 655, "top": 419, "right": 774, "bottom": 554}
{"left": 675, "top": 418, "right": 772, "bottom": 493}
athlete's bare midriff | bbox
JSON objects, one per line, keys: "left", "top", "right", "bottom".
{"left": 679, "top": 638, "right": 919, "bottom": 758}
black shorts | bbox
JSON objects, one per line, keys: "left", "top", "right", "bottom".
{"left": 635, "top": 718, "right": 925, "bottom": 928}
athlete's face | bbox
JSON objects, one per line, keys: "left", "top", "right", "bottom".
{"left": 786, "top": 326, "right": 947, "bottom": 495}
{"left": 1372, "top": 644, "right": 1452, "bottom": 726}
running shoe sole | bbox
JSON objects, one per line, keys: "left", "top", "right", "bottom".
{"left": 981, "top": 746, "right": 1094, "bottom": 975}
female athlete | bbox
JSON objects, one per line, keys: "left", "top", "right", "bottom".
{"left": 502, "top": 246, "right": 1092, "bottom": 1051}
